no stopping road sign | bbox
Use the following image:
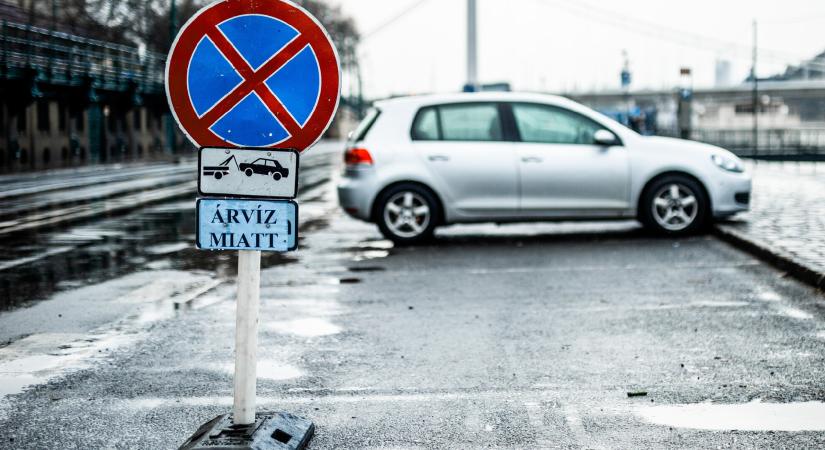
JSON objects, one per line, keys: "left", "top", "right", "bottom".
{"left": 165, "top": 0, "right": 341, "bottom": 152}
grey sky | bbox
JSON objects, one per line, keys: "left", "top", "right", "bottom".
{"left": 330, "top": 0, "right": 825, "bottom": 99}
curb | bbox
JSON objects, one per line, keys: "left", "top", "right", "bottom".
{"left": 713, "top": 225, "right": 825, "bottom": 292}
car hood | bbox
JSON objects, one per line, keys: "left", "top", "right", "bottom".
{"left": 635, "top": 135, "right": 737, "bottom": 158}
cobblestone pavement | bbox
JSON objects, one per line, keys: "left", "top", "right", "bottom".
{"left": 717, "top": 161, "right": 825, "bottom": 282}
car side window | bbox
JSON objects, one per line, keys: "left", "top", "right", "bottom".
{"left": 439, "top": 103, "right": 503, "bottom": 142}
{"left": 411, "top": 107, "right": 439, "bottom": 141}
{"left": 512, "top": 103, "right": 603, "bottom": 145}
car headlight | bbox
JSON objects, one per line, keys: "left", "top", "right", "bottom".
{"left": 711, "top": 154, "right": 744, "bottom": 173}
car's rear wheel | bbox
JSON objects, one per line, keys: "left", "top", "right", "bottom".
{"left": 376, "top": 184, "right": 439, "bottom": 245}
{"left": 639, "top": 175, "right": 709, "bottom": 235}
{"left": 273, "top": 172, "right": 282, "bottom": 181}
{"left": 245, "top": 168, "right": 253, "bottom": 177}
{"left": 214, "top": 172, "right": 223, "bottom": 180}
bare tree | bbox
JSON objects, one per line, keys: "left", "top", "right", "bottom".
{"left": 29, "top": 0, "right": 358, "bottom": 62}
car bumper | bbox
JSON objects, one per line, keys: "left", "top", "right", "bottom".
{"left": 337, "top": 168, "right": 378, "bottom": 222}
{"left": 709, "top": 169, "right": 752, "bottom": 218}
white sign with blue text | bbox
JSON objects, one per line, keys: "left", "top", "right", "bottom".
{"left": 197, "top": 199, "right": 297, "bottom": 252}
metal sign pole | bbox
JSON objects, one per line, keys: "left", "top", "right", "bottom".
{"left": 234, "top": 249, "right": 261, "bottom": 425}
{"left": 171, "top": 1, "right": 339, "bottom": 446}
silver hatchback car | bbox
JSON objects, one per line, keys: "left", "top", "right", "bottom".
{"left": 338, "top": 92, "right": 751, "bottom": 244}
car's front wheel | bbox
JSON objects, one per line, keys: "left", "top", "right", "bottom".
{"left": 639, "top": 175, "right": 709, "bottom": 235}
{"left": 376, "top": 184, "right": 439, "bottom": 245}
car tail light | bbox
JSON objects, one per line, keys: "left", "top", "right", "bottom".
{"left": 345, "top": 147, "right": 373, "bottom": 166}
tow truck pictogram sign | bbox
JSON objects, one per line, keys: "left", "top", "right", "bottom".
{"left": 198, "top": 147, "right": 299, "bottom": 199}
{"left": 165, "top": 0, "right": 341, "bottom": 152}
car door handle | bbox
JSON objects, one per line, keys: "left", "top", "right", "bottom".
{"left": 521, "top": 156, "right": 543, "bottom": 163}
{"left": 428, "top": 155, "right": 450, "bottom": 162}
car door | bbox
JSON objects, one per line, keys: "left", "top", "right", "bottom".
{"left": 511, "top": 102, "right": 630, "bottom": 215}
{"left": 411, "top": 102, "right": 519, "bottom": 219}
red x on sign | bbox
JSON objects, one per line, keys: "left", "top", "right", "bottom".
{"left": 165, "top": 0, "right": 341, "bottom": 152}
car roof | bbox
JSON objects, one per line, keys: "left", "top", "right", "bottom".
{"left": 373, "top": 92, "right": 583, "bottom": 110}
{"left": 370, "top": 91, "right": 636, "bottom": 140}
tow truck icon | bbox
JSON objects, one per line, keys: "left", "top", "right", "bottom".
{"left": 203, "top": 155, "right": 290, "bottom": 181}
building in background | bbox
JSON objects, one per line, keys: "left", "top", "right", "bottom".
{"left": 566, "top": 49, "right": 825, "bottom": 157}
{"left": 0, "top": 0, "right": 183, "bottom": 173}
{"left": 715, "top": 59, "right": 732, "bottom": 87}
{"left": 763, "top": 51, "right": 825, "bottom": 82}
{"left": 0, "top": 0, "right": 361, "bottom": 173}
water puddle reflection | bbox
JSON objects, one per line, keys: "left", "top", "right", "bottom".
{"left": 637, "top": 400, "right": 825, "bottom": 431}
{"left": 218, "top": 361, "right": 302, "bottom": 381}
{"left": 266, "top": 318, "right": 341, "bottom": 337}
{"left": 0, "top": 332, "right": 140, "bottom": 398}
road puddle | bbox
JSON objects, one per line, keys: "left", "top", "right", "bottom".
{"left": 637, "top": 400, "right": 825, "bottom": 431}
{"left": 257, "top": 360, "right": 303, "bottom": 380}
{"left": 267, "top": 318, "right": 341, "bottom": 337}
{"left": 219, "top": 361, "right": 302, "bottom": 381}
{"left": 777, "top": 307, "right": 814, "bottom": 320}
{"left": 0, "top": 332, "right": 139, "bottom": 398}
{"left": 144, "top": 242, "right": 191, "bottom": 255}
{"left": 756, "top": 290, "right": 782, "bottom": 302}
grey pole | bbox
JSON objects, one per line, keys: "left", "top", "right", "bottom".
{"left": 751, "top": 20, "right": 758, "bottom": 159}
{"left": 467, "top": 0, "right": 478, "bottom": 91}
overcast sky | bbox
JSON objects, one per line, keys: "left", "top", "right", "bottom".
{"left": 329, "top": 0, "right": 825, "bottom": 99}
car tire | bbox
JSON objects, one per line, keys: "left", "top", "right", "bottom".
{"left": 273, "top": 173, "right": 282, "bottom": 181}
{"left": 245, "top": 169, "right": 253, "bottom": 177}
{"left": 639, "top": 174, "right": 709, "bottom": 235}
{"left": 375, "top": 183, "right": 440, "bottom": 245}
{"left": 214, "top": 172, "right": 223, "bottom": 180}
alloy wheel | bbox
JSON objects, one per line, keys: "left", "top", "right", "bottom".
{"left": 384, "top": 191, "right": 431, "bottom": 239}
{"left": 652, "top": 183, "right": 699, "bottom": 232}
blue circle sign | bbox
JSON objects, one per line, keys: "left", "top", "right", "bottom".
{"left": 166, "top": 0, "right": 341, "bottom": 152}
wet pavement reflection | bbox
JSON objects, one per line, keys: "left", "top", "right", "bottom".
{"left": 0, "top": 143, "right": 340, "bottom": 312}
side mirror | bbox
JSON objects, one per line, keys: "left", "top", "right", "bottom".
{"left": 594, "top": 129, "right": 619, "bottom": 146}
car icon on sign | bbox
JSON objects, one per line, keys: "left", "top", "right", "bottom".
{"left": 239, "top": 158, "right": 290, "bottom": 181}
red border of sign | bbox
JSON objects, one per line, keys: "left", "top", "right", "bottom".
{"left": 165, "top": 0, "right": 341, "bottom": 152}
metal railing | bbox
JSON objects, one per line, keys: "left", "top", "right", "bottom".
{"left": 1, "top": 20, "right": 165, "bottom": 93}
{"left": 656, "top": 127, "right": 825, "bottom": 160}
{"left": 688, "top": 128, "right": 825, "bottom": 160}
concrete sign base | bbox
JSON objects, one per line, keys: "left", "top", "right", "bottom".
{"left": 179, "top": 412, "right": 314, "bottom": 450}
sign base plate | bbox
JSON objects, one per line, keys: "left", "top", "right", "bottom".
{"left": 179, "top": 412, "right": 314, "bottom": 450}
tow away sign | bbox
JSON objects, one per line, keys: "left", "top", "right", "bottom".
{"left": 197, "top": 199, "right": 297, "bottom": 252}
{"left": 199, "top": 148, "right": 299, "bottom": 199}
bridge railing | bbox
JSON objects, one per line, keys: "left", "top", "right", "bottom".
{"left": 0, "top": 20, "right": 165, "bottom": 92}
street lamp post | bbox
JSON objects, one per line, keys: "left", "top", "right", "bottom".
{"left": 466, "top": 0, "right": 478, "bottom": 92}
{"left": 751, "top": 20, "right": 759, "bottom": 159}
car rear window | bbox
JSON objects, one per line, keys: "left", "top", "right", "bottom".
{"left": 349, "top": 108, "right": 381, "bottom": 142}
{"left": 411, "top": 107, "right": 439, "bottom": 140}
{"left": 439, "top": 103, "right": 503, "bottom": 141}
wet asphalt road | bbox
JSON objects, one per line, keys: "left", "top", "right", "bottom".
{"left": 1, "top": 148, "right": 825, "bottom": 448}
{"left": 0, "top": 147, "right": 334, "bottom": 313}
